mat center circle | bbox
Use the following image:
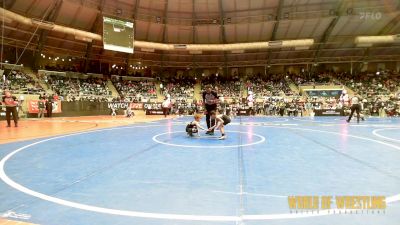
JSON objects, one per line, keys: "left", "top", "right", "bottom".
{"left": 152, "top": 131, "right": 266, "bottom": 148}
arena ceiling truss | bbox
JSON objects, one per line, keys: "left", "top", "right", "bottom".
{"left": 1, "top": 0, "right": 400, "bottom": 68}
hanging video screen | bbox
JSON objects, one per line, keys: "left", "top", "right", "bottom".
{"left": 103, "top": 16, "right": 134, "bottom": 53}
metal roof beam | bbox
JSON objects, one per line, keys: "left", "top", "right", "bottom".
{"left": 310, "top": 0, "right": 346, "bottom": 75}
{"left": 191, "top": 0, "right": 196, "bottom": 71}
{"left": 355, "top": 2, "right": 400, "bottom": 74}
{"left": 218, "top": 0, "right": 228, "bottom": 76}
{"left": 266, "top": 0, "right": 284, "bottom": 69}
{"left": 32, "top": 0, "right": 63, "bottom": 70}
{"left": 124, "top": 0, "right": 141, "bottom": 74}
{"left": 160, "top": 0, "right": 169, "bottom": 70}
{"left": 83, "top": 0, "right": 106, "bottom": 73}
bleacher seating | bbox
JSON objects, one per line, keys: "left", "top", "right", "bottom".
{"left": 0, "top": 70, "right": 44, "bottom": 94}
{"left": 112, "top": 78, "right": 157, "bottom": 102}
{"left": 46, "top": 75, "right": 110, "bottom": 101}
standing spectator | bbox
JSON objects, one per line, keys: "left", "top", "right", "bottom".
{"left": 247, "top": 91, "right": 255, "bottom": 116}
{"left": 46, "top": 94, "right": 54, "bottom": 117}
{"left": 159, "top": 83, "right": 164, "bottom": 95}
{"left": 305, "top": 100, "right": 313, "bottom": 116}
{"left": 2, "top": 91, "right": 19, "bottom": 127}
{"left": 38, "top": 98, "right": 46, "bottom": 118}
{"left": 162, "top": 94, "right": 171, "bottom": 118}
{"left": 18, "top": 95, "right": 25, "bottom": 116}
{"left": 376, "top": 97, "right": 386, "bottom": 118}
{"left": 202, "top": 85, "right": 219, "bottom": 134}
{"left": 278, "top": 100, "right": 286, "bottom": 117}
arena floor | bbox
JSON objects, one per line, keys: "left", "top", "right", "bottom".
{"left": 0, "top": 116, "right": 399, "bottom": 225}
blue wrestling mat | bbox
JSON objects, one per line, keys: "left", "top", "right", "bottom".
{"left": 1, "top": 116, "right": 400, "bottom": 225}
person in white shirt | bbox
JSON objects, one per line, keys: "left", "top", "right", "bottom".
{"left": 340, "top": 90, "right": 349, "bottom": 107}
{"left": 247, "top": 91, "right": 255, "bottom": 116}
{"left": 162, "top": 94, "right": 171, "bottom": 118}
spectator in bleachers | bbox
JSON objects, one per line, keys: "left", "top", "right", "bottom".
{"left": 112, "top": 78, "right": 157, "bottom": 102}
{"left": 46, "top": 75, "right": 110, "bottom": 102}
{"left": 0, "top": 70, "right": 44, "bottom": 95}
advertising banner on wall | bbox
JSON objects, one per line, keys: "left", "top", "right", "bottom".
{"left": 107, "top": 102, "right": 144, "bottom": 110}
{"left": 143, "top": 103, "right": 163, "bottom": 115}
{"left": 28, "top": 100, "right": 62, "bottom": 114}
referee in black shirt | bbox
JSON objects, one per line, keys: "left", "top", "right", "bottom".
{"left": 202, "top": 85, "right": 219, "bottom": 135}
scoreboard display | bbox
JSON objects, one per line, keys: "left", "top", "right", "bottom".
{"left": 103, "top": 16, "right": 134, "bottom": 53}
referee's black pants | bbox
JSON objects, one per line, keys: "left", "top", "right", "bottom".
{"left": 6, "top": 107, "right": 18, "bottom": 126}
{"left": 205, "top": 104, "right": 217, "bottom": 130}
{"left": 348, "top": 104, "right": 361, "bottom": 122}
{"left": 162, "top": 107, "right": 170, "bottom": 117}
{"left": 47, "top": 104, "right": 53, "bottom": 117}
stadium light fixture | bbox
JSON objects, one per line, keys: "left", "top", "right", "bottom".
{"left": 355, "top": 35, "right": 400, "bottom": 45}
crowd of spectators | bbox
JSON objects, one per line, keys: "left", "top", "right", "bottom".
{"left": 202, "top": 77, "right": 241, "bottom": 99}
{"left": 201, "top": 74, "right": 242, "bottom": 99}
{"left": 0, "top": 70, "right": 44, "bottom": 94}
{"left": 246, "top": 75, "right": 296, "bottom": 97}
{"left": 339, "top": 72, "right": 399, "bottom": 98}
{"left": 160, "top": 77, "right": 195, "bottom": 101}
{"left": 4, "top": 67, "right": 399, "bottom": 118}
{"left": 112, "top": 78, "right": 157, "bottom": 102}
{"left": 288, "top": 71, "right": 343, "bottom": 86}
{"left": 46, "top": 75, "right": 111, "bottom": 101}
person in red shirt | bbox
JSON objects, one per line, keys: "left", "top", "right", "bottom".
{"left": 2, "top": 91, "right": 19, "bottom": 127}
